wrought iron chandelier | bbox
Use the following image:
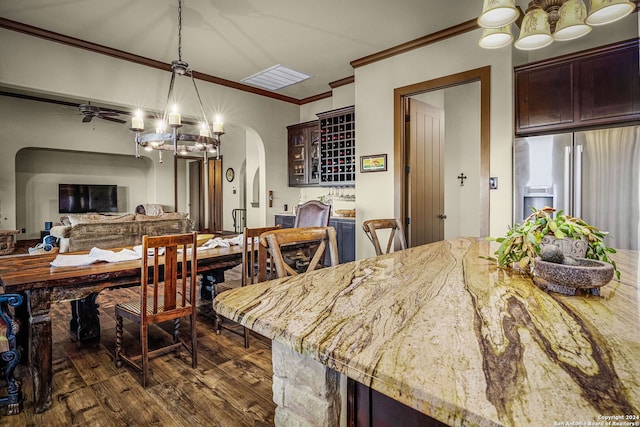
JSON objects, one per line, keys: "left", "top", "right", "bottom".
{"left": 130, "top": 0, "right": 223, "bottom": 163}
{"left": 477, "top": 0, "right": 636, "bottom": 50}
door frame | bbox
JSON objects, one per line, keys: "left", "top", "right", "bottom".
{"left": 393, "top": 66, "right": 491, "bottom": 238}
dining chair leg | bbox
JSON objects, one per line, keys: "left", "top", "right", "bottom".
{"left": 214, "top": 313, "right": 223, "bottom": 334}
{"left": 191, "top": 314, "right": 197, "bottom": 368}
{"left": 141, "top": 323, "right": 149, "bottom": 388}
{"left": 115, "top": 314, "right": 124, "bottom": 368}
{"left": 173, "top": 319, "right": 180, "bottom": 343}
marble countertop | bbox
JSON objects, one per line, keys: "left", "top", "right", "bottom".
{"left": 213, "top": 237, "right": 640, "bottom": 426}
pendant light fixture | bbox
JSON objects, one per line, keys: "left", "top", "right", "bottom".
{"left": 129, "top": 0, "right": 224, "bottom": 163}
{"left": 478, "top": 0, "right": 636, "bottom": 50}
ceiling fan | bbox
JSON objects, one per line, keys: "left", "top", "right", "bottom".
{"left": 78, "top": 102, "right": 127, "bottom": 124}
{"left": 0, "top": 90, "right": 201, "bottom": 126}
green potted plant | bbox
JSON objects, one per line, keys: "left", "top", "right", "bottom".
{"left": 487, "top": 207, "right": 620, "bottom": 279}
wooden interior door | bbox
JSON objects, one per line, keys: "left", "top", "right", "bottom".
{"left": 207, "top": 158, "right": 223, "bottom": 232}
{"left": 188, "top": 161, "right": 203, "bottom": 230}
{"left": 407, "top": 98, "right": 445, "bottom": 246}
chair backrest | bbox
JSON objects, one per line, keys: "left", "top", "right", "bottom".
{"left": 140, "top": 232, "right": 197, "bottom": 321}
{"left": 259, "top": 226, "right": 339, "bottom": 279}
{"left": 241, "top": 225, "right": 281, "bottom": 286}
{"left": 362, "top": 218, "right": 407, "bottom": 256}
{"left": 294, "top": 200, "right": 331, "bottom": 227}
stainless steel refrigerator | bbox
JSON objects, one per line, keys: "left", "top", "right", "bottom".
{"left": 514, "top": 125, "right": 640, "bottom": 250}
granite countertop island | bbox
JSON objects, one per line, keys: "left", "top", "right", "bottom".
{"left": 213, "top": 237, "right": 640, "bottom": 426}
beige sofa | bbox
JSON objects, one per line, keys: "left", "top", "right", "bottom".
{"left": 49, "top": 212, "right": 192, "bottom": 253}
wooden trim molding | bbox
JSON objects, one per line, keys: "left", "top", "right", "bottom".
{"left": 352, "top": 19, "right": 479, "bottom": 69}
{"left": 394, "top": 66, "right": 491, "bottom": 238}
{"left": 0, "top": 17, "right": 300, "bottom": 105}
{"left": 329, "top": 76, "right": 355, "bottom": 89}
{"left": 299, "top": 91, "right": 333, "bottom": 105}
{"left": 2, "top": 15, "right": 490, "bottom": 105}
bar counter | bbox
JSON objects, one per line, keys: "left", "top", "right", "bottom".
{"left": 213, "top": 237, "right": 640, "bottom": 426}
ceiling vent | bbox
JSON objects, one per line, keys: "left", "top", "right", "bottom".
{"left": 241, "top": 64, "right": 311, "bottom": 91}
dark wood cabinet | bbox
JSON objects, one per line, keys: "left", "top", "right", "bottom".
{"left": 515, "top": 38, "right": 640, "bottom": 135}
{"left": 274, "top": 214, "right": 295, "bottom": 229}
{"left": 348, "top": 379, "right": 447, "bottom": 427}
{"left": 577, "top": 43, "right": 640, "bottom": 125}
{"left": 287, "top": 121, "right": 320, "bottom": 187}
{"left": 318, "top": 106, "right": 356, "bottom": 186}
{"left": 333, "top": 218, "right": 355, "bottom": 264}
{"left": 516, "top": 62, "right": 574, "bottom": 132}
{"left": 274, "top": 214, "right": 355, "bottom": 263}
{"left": 287, "top": 106, "right": 356, "bottom": 187}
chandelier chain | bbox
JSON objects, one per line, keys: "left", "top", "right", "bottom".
{"left": 177, "top": 0, "right": 182, "bottom": 61}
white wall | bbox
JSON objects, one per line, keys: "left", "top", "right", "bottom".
{"left": 0, "top": 28, "right": 300, "bottom": 236}
{"left": 221, "top": 123, "right": 247, "bottom": 231}
{"left": 300, "top": 98, "right": 332, "bottom": 123}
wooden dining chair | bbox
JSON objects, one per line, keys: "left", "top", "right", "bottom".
{"left": 294, "top": 200, "right": 331, "bottom": 227}
{"left": 259, "top": 226, "right": 339, "bottom": 279}
{"left": 214, "top": 225, "right": 280, "bottom": 348}
{"left": 362, "top": 218, "right": 407, "bottom": 255}
{"left": 114, "top": 232, "right": 198, "bottom": 387}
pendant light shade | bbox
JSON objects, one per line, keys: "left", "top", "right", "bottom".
{"left": 477, "top": 0, "right": 520, "bottom": 28}
{"left": 555, "top": 0, "right": 593, "bottom": 41}
{"left": 586, "top": 0, "right": 635, "bottom": 26}
{"left": 479, "top": 26, "right": 514, "bottom": 49}
{"left": 515, "top": 8, "right": 553, "bottom": 50}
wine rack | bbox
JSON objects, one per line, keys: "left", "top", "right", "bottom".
{"left": 317, "top": 106, "right": 355, "bottom": 186}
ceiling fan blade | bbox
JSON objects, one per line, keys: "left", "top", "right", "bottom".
{"left": 82, "top": 115, "right": 93, "bottom": 123}
{"left": 101, "top": 107, "right": 129, "bottom": 115}
{"left": 99, "top": 116, "right": 127, "bottom": 124}
{"left": 98, "top": 111, "right": 119, "bottom": 116}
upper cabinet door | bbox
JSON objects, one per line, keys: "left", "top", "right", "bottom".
{"left": 577, "top": 43, "right": 640, "bottom": 124}
{"left": 515, "top": 62, "right": 574, "bottom": 132}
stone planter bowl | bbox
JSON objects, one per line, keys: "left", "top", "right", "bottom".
{"left": 533, "top": 257, "right": 614, "bottom": 296}
{"left": 541, "top": 235, "right": 588, "bottom": 258}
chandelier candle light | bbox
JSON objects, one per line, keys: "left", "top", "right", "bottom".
{"left": 478, "top": 0, "right": 636, "bottom": 50}
{"left": 130, "top": 0, "right": 224, "bottom": 163}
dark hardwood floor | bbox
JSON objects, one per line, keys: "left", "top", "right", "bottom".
{"left": 2, "top": 265, "right": 276, "bottom": 426}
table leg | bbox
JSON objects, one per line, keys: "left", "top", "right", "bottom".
{"left": 200, "top": 269, "right": 225, "bottom": 301}
{"left": 69, "top": 293, "right": 101, "bottom": 341}
{"left": 26, "top": 288, "right": 53, "bottom": 413}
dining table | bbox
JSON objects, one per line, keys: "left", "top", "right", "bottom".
{"left": 0, "top": 243, "right": 243, "bottom": 414}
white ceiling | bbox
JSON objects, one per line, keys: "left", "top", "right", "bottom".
{"left": 0, "top": 0, "right": 501, "bottom": 100}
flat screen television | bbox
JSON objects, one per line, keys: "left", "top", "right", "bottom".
{"left": 58, "top": 184, "right": 118, "bottom": 214}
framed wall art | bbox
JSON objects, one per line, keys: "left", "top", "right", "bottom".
{"left": 360, "top": 154, "right": 387, "bottom": 173}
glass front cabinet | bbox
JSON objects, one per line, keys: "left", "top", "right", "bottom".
{"left": 287, "top": 121, "right": 320, "bottom": 186}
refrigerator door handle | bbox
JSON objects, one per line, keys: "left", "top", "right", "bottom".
{"left": 564, "top": 145, "right": 571, "bottom": 213}
{"left": 574, "top": 144, "right": 583, "bottom": 218}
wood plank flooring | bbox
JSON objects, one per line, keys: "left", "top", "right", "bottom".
{"left": 2, "top": 266, "right": 275, "bottom": 426}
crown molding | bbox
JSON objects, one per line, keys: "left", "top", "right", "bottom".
{"left": 0, "top": 17, "right": 301, "bottom": 105}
